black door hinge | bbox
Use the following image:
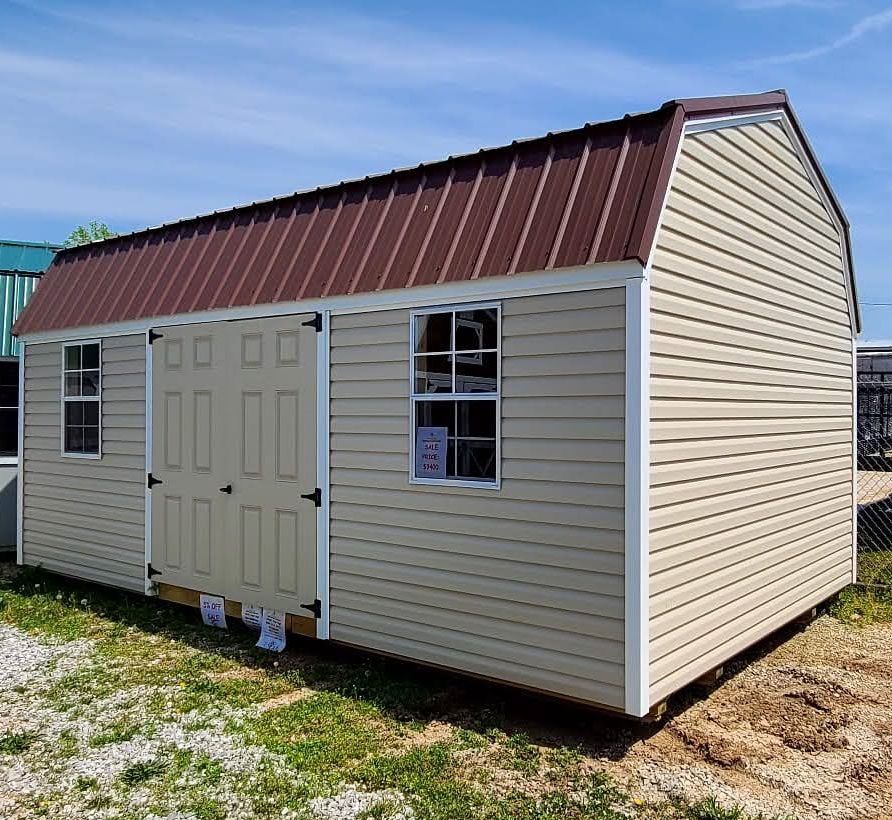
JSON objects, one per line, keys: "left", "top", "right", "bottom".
{"left": 300, "top": 598, "right": 322, "bottom": 618}
{"left": 147, "top": 472, "right": 163, "bottom": 489}
{"left": 300, "top": 487, "right": 322, "bottom": 507}
{"left": 147, "top": 563, "right": 162, "bottom": 579}
{"left": 148, "top": 329, "right": 164, "bottom": 344}
{"left": 302, "top": 313, "right": 323, "bottom": 332}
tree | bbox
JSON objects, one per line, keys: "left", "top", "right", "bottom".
{"left": 64, "top": 221, "right": 118, "bottom": 247}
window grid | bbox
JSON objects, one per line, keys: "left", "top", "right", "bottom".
{"left": 410, "top": 304, "right": 501, "bottom": 486}
{"left": 61, "top": 341, "right": 102, "bottom": 458}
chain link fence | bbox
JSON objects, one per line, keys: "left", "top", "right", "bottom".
{"left": 857, "top": 372, "right": 892, "bottom": 588}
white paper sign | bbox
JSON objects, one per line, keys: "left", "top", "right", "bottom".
{"left": 199, "top": 594, "right": 227, "bottom": 629}
{"left": 241, "top": 602, "right": 263, "bottom": 631}
{"left": 256, "top": 608, "right": 287, "bottom": 652}
{"left": 415, "top": 426, "right": 447, "bottom": 479}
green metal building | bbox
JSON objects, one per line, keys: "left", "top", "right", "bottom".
{"left": 1, "top": 239, "right": 61, "bottom": 547}
{"left": 1, "top": 239, "right": 61, "bottom": 357}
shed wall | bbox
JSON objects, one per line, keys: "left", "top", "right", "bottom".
{"left": 648, "top": 120, "right": 854, "bottom": 703}
{"left": 329, "top": 289, "right": 627, "bottom": 708}
{"left": 21, "top": 335, "right": 146, "bottom": 591}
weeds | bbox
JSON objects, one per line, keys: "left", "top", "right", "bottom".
{"left": 119, "top": 759, "right": 168, "bottom": 786}
{"left": 830, "top": 584, "right": 892, "bottom": 625}
{"left": 0, "top": 729, "right": 38, "bottom": 754}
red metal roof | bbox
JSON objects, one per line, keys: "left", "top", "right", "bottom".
{"left": 19, "top": 90, "right": 854, "bottom": 335}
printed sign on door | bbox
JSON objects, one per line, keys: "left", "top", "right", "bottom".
{"left": 415, "top": 427, "right": 447, "bottom": 479}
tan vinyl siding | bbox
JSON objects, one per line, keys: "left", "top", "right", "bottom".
{"left": 329, "top": 289, "right": 627, "bottom": 709}
{"left": 648, "top": 120, "right": 854, "bottom": 704}
{"left": 22, "top": 335, "right": 146, "bottom": 591}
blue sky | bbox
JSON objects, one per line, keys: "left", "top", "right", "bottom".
{"left": 2, "top": 0, "right": 890, "bottom": 337}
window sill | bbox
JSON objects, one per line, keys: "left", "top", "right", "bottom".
{"left": 0, "top": 456, "right": 18, "bottom": 466}
{"left": 61, "top": 452, "right": 101, "bottom": 460}
{"left": 409, "top": 476, "right": 501, "bottom": 490}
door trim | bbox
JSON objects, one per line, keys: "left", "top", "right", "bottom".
{"left": 315, "top": 310, "right": 331, "bottom": 639}
{"left": 144, "top": 329, "right": 154, "bottom": 594}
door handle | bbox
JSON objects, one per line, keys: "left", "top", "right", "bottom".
{"left": 219, "top": 484, "right": 233, "bottom": 494}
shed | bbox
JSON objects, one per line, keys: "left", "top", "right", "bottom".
{"left": 0, "top": 238, "right": 61, "bottom": 548}
{"left": 13, "top": 91, "right": 858, "bottom": 717}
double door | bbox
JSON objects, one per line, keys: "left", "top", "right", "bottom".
{"left": 150, "top": 315, "right": 318, "bottom": 617}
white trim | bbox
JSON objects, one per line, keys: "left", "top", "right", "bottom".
{"left": 316, "top": 311, "right": 331, "bottom": 639}
{"left": 683, "top": 109, "right": 858, "bottom": 338}
{"left": 408, "top": 302, "right": 501, "bottom": 489}
{"left": 60, "top": 339, "right": 102, "bottom": 459}
{"left": 852, "top": 339, "right": 858, "bottom": 583}
{"left": 144, "top": 331, "right": 155, "bottom": 595}
{"left": 0, "top": 456, "right": 17, "bottom": 467}
{"left": 16, "top": 342, "right": 25, "bottom": 566}
{"left": 623, "top": 276, "right": 650, "bottom": 717}
{"left": 683, "top": 109, "right": 783, "bottom": 135}
{"left": 16, "top": 261, "right": 643, "bottom": 346}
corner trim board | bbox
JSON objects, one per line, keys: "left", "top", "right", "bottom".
{"left": 624, "top": 276, "right": 650, "bottom": 717}
{"left": 852, "top": 339, "right": 858, "bottom": 583}
{"left": 16, "top": 342, "right": 25, "bottom": 566}
{"left": 316, "top": 310, "right": 331, "bottom": 640}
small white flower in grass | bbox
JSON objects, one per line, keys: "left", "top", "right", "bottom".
{"left": 56, "top": 594, "right": 63, "bottom": 601}
{"left": 34, "top": 583, "right": 40, "bottom": 589}
{"left": 80, "top": 599, "right": 88, "bottom": 606}
{"left": 273, "top": 661, "right": 279, "bottom": 668}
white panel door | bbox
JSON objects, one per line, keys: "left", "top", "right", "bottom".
{"left": 223, "top": 316, "right": 318, "bottom": 612}
{"left": 151, "top": 323, "right": 230, "bottom": 594}
{"left": 151, "top": 315, "right": 318, "bottom": 615}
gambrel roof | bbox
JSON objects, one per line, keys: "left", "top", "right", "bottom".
{"left": 15, "top": 90, "right": 858, "bottom": 336}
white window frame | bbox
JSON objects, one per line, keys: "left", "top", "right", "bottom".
{"left": 409, "top": 301, "right": 501, "bottom": 489}
{"left": 61, "top": 339, "right": 102, "bottom": 459}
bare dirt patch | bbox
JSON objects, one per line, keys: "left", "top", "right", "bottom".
{"left": 612, "top": 617, "right": 892, "bottom": 820}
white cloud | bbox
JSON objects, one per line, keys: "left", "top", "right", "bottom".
{"left": 751, "top": 6, "right": 892, "bottom": 64}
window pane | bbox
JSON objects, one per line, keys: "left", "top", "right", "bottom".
{"left": 65, "top": 401, "right": 84, "bottom": 426}
{"left": 65, "top": 346, "right": 81, "bottom": 370}
{"left": 455, "top": 308, "right": 497, "bottom": 350}
{"left": 455, "top": 352, "right": 497, "bottom": 393}
{"left": 456, "top": 438, "right": 497, "bottom": 481}
{"left": 83, "top": 401, "right": 99, "bottom": 425}
{"left": 414, "top": 354, "right": 452, "bottom": 394}
{"left": 82, "top": 343, "right": 100, "bottom": 369}
{"left": 414, "top": 312, "right": 452, "bottom": 354}
{"left": 457, "top": 400, "right": 497, "bottom": 438}
{"left": 64, "top": 373, "right": 81, "bottom": 397}
{"left": 415, "top": 400, "right": 455, "bottom": 437}
{"left": 83, "top": 426, "right": 100, "bottom": 454}
{"left": 81, "top": 370, "right": 100, "bottom": 397}
{"left": 0, "top": 408, "right": 16, "bottom": 456}
{"left": 0, "top": 384, "right": 17, "bottom": 408}
{"left": 65, "top": 425, "right": 84, "bottom": 453}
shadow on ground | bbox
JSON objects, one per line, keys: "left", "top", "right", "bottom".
{"left": 0, "top": 557, "right": 818, "bottom": 764}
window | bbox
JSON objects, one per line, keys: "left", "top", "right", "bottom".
{"left": 0, "top": 361, "right": 18, "bottom": 457}
{"left": 411, "top": 304, "right": 499, "bottom": 485}
{"left": 62, "top": 341, "right": 101, "bottom": 456}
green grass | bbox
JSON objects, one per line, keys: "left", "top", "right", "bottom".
{"left": 89, "top": 718, "right": 140, "bottom": 747}
{"left": 830, "top": 584, "right": 892, "bottom": 624}
{"left": 0, "top": 729, "right": 39, "bottom": 754}
{"left": 243, "top": 690, "right": 389, "bottom": 773}
{"left": 686, "top": 796, "right": 745, "bottom": 820}
{"left": 857, "top": 550, "right": 892, "bottom": 586}
{"left": 0, "top": 561, "right": 816, "bottom": 820}
{"left": 119, "top": 759, "right": 169, "bottom": 787}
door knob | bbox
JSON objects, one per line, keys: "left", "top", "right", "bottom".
{"left": 219, "top": 484, "right": 233, "bottom": 494}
